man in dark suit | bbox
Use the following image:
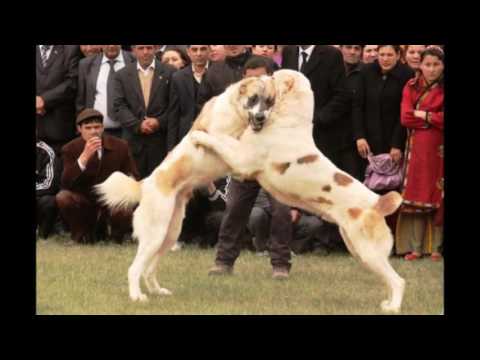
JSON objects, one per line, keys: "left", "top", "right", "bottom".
{"left": 36, "top": 45, "right": 81, "bottom": 154}
{"left": 56, "top": 109, "right": 140, "bottom": 243}
{"left": 113, "top": 45, "right": 176, "bottom": 178}
{"left": 282, "top": 45, "right": 351, "bottom": 252}
{"left": 76, "top": 45, "right": 136, "bottom": 138}
{"left": 282, "top": 45, "right": 351, "bottom": 163}
{"left": 167, "top": 45, "right": 211, "bottom": 151}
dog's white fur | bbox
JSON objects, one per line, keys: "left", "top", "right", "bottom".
{"left": 190, "top": 70, "right": 406, "bottom": 313}
{"left": 95, "top": 76, "right": 276, "bottom": 302}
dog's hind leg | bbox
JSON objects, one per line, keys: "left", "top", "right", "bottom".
{"left": 143, "top": 193, "right": 189, "bottom": 296}
{"left": 128, "top": 195, "right": 176, "bottom": 302}
{"left": 340, "top": 220, "right": 405, "bottom": 314}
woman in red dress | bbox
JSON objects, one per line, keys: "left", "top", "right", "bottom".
{"left": 395, "top": 47, "right": 444, "bottom": 261}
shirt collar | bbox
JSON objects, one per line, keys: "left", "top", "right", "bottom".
{"left": 192, "top": 60, "right": 209, "bottom": 73}
{"left": 101, "top": 51, "right": 125, "bottom": 65}
{"left": 137, "top": 59, "right": 156, "bottom": 73}
{"left": 299, "top": 45, "right": 315, "bottom": 57}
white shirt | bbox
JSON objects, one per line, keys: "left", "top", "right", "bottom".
{"left": 39, "top": 45, "right": 54, "bottom": 62}
{"left": 298, "top": 45, "right": 315, "bottom": 71}
{"left": 137, "top": 59, "right": 156, "bottom": 76}
{"left": 192, "top": 61, "right": 209, "bottom": 84}
{"left": 93, "top": 52, "right": 126, "bottom": 129}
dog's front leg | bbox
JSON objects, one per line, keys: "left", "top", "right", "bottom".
{"left": 190, "top": 131, "right": 261, "bottom": 179}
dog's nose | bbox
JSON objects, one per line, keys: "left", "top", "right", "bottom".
{"left": 255, "top": 113, "right": 265, "bottom": 122}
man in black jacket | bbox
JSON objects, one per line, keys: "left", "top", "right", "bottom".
{"left": 281, "top": 45, "right": 351, "bottom": 163}
{"left": 167, "top": 45, "right": 211, "bottom": 151}
{"left": 76, "top": 45, "right": 136, "bottom": 138}
{"left": 113, "top": 45, "right": 176, "bottom": 178}
{"left": 36, "top": 45, "right": 81, "bottom": 154}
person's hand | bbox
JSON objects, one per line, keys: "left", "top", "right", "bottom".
{"left": 145, "top": 117, "right": 160, "bottom": 131}
{"left": 356, "top": 138, "right": 371, "bottom": 159}
{"left": 36, "top": 96, "right": 45, "bottom": 115}
{"left": 78, "top": 136, "right": 102, "bottom": 166}
{"left": 291, "top": 209, "right": 301, "bottom": 224}
{"left": 414, "top": 110, "right": 427, "bottom": 120}
{"left": 140, "top": 119, "right": 155, "bottom": 134}
{"left": 390, "top": 147, "right": 402, "bottom": 163}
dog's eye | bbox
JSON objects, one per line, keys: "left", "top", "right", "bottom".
{"left": 265, "top": 97, "right": 275, "bottom": 107}
{"left": 248, "top": 95, "right": 259, "bottom": 107}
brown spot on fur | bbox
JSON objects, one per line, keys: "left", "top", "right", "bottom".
{"left": 313, "top": 196, "right": 333, "bottom": 205}
{"left": 348, "top": 207, "right": 362, "bottom": 219}
{"left": 363, "top": 210, "right": 383, "bottom": 240}
{"left": 374, "top": 191, "right": 403, "bottom": 217}
{"left": 155, "top": 155, "right": 193, "bottom": 195}
{"left": 322, "top": 185, "right": 331, "bottom": 192}
{"left": 271, "top": 162, "right": 290, "bottom": 175}
{"left": 333, "top": 172, "right": 353, "bottom": 186}
{"left": 284, "top": 76, "right": 295, "bottom": 92}
{"left": 297, "top": 154, "right": 318, "bottom": 164}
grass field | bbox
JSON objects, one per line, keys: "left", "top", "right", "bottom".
{"left": 36, "top": 236, "right": 444, "bottom": 315}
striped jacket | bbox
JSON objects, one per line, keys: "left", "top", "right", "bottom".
{"left": 36, "top": 141, "right": 61, "bottom": 197}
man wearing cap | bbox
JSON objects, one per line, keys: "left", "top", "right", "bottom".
{"left": 56, "top": 109, "right": 140, "bottom": 243}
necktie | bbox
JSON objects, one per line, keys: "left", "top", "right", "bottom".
{"left": 106, "top": 59, "right": 117, "bottom": 119}
{"left": 41, "top": 45, "right": 51, "bottom": 67}
{"left": 300, "top": 51, "right": 308, "bottom": 73}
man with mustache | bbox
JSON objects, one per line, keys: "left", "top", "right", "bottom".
{"left": 56, "top": 109, "right": 140, "bottom": 244}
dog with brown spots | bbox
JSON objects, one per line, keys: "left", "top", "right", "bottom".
{"left": 190, "top": 69, "right": 406, "bottom": 313}
{"left": 95, "top": 75, "right": 276, "bottom": 302}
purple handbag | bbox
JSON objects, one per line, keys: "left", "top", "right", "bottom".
{"left": 363, "top": 153, "right": 403, "bottom": 191}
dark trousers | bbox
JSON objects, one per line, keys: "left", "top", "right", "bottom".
{"left": 290, "top": 214, "right": 324, "bottom": 254}
{"left": 56, "top": 190, "right": 133, "bottom": 243}
{"left": 37, "top": 195, "right": 58, "bottom": 238}
{"left": 133, "top": 142, "right": 167, "bottom": 179}
{"left": 216, "top": 178, "right": 292, "bottom": 270}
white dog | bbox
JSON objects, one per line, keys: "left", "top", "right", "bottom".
{"left": 95, "top": 76, "right": 276, "bottom": 302}
{"left": 190, "top": 69, "right": 406, "bottom": 313}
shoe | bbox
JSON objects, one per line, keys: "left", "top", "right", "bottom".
{"left": 431, "top": 252, "right": 442, "bottom": 261}
{"left": 404, "top": 252, "right": 422, "bottom": 261}
{"left": 208, "top": 264, "right": 233, "bottom": 276}
{"left": 272, "top": 267, "right": 289, "bottom": 280}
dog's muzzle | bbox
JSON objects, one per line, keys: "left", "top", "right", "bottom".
{"left": 249, "top": 113, "right": 266, "bottom": 132}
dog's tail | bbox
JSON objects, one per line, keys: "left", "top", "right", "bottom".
{"left": 95, "top": 172, "right": 142, "bottom": 210}
{"left": 373, "top": 191, "right": 403, "bottom": 217}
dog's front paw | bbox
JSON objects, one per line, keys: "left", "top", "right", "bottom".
{"left": 190, "top": 130, "right": 210, "bottom": 147}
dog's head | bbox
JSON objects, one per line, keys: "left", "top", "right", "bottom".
{"left": 237, "top": 76, "right": 276, "bottom": 132}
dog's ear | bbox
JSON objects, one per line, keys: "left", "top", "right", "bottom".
{"left": 239, "top": 83, "right": 247, "bottom": 95}
{"left": 275, "top": 74, "right": 295, "bottom": 97}
{"left": 283, "top": 76, "right": 295, "bottom": 92}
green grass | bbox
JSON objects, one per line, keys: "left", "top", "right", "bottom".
{"left": 36, "top": 236, "right": 443, "bottom": 315}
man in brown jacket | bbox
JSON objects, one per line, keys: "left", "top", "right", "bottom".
{"left": 56, "top": 108, "right": 140, "bottom": 243}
